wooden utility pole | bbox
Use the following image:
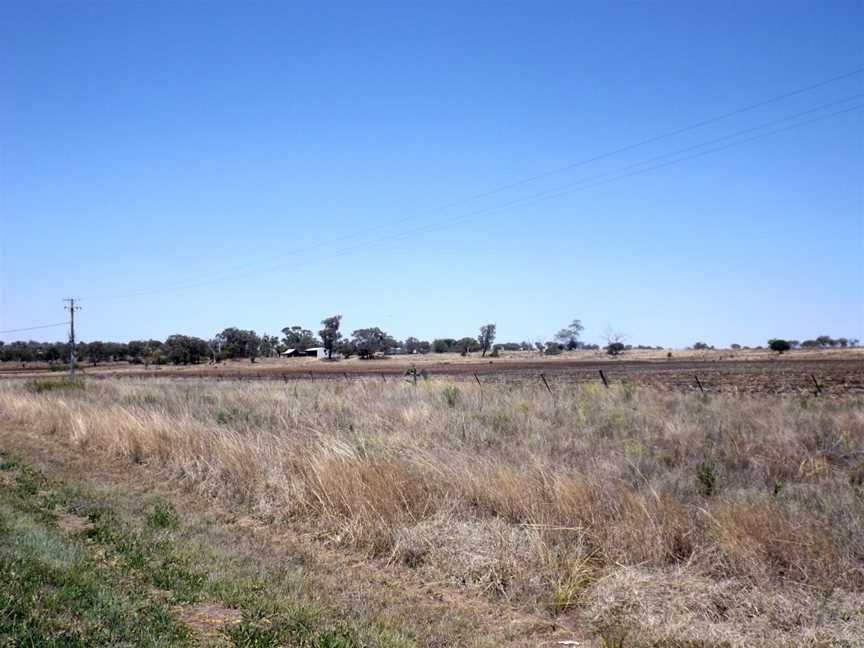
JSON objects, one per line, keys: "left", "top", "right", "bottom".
{"left": 63, "top": 298, "right": 81, "bottom": 381}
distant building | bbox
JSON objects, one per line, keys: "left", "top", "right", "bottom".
{"left": 281, "top": 347, "right": 334, "bottom": 359}
{"left": 305, "top": 347, "right": 329, "bottom": 359}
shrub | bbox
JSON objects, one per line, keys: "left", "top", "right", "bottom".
{"left": 606, "top": 342, "right": 625, "bottom": 356}
{"left": 768, "top": 339, "right": 791, "bottom": 354}
{"left": 697, "top": 458, "right": 718, "bottom": 496}
{"left": 147, "top": 501, "right": 180, "bottom": 529}
{"left": 440, "top": 385, "right": 460, "bottom": 408}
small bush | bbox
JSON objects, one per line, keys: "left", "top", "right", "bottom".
{"left": 697, "top": 459, "right": 718, "bottom": 496}
{"left": 606, "top": 342, "right": 625, "bottom": 356}
{"left": 440, "top": 385, "right": 460, "bottom": 408}
{"left": 147, "top": 501, "right": 180, "bottom": 529}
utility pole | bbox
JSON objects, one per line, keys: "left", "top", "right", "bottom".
{"left": 63, "top": 298, "right": 81, "bottom": 381}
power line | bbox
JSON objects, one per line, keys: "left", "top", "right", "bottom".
{"left": 86, "top": 97, "right": 864, "bottom": 300}
{"left": 82, "top": 66, "right": 864, "bottom": 301}
{"left": 0, "top": 321, "right": 69, "bottom": 334}
{"left": 193, "top": 101, "right": 864, "bottom": 279}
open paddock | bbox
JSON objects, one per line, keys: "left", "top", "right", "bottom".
{"left": 4, "top": 348, "right": 863, "bottom": 397}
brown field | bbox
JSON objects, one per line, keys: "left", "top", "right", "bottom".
{"left": 1, "top": 363, "right": 863, "bottom": 646}
{"left": 3, "top": 348, "right": 864, "bottom": 397}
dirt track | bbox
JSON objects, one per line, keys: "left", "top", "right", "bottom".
{"left": 4, "top": 354, "right": 863, "bottom": 396}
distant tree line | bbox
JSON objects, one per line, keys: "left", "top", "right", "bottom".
{"left": 1, "top": 319, "right": 857, "bottom": 366}
{"left": 725, "top": 335, "right": 860, "bottom": 353}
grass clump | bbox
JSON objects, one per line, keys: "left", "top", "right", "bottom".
{"left": 440, "top": 384, "right": 461, "bottom": 408}
{"left": 696, "top": 458, "right": 718, "bottom": 496}
{"left": 27, "top": 378, "right": 85, "bottom": 393}
{"left": 147, "top": 500, "right": 181, "bottom": 529}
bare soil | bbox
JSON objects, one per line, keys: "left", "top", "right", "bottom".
{"left": 5, "top": 349, "right": 863, "bottom": 396}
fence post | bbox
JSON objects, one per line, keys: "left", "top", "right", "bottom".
{"left": 695, "top": 375, "right": 705, "bottom": 393}
{"left": 810, "top": 374, "right": 822, "bottom": 397}
{"left": 540, "top": 373, "right": 553, "bottom": 394}
{"left": 599, "top": 369, "right": 609, "bottom": 388}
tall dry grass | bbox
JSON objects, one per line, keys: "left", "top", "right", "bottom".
{"left": 1, "top": 377, "right": 862, "bottom": 646}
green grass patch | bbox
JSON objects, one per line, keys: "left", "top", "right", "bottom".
{"left": 27, "top": 378, "right": 85, "bottom": 393}
{"left": 0, "top": 451, "right": 415, "bottom": 648}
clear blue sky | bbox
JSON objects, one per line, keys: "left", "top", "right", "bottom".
{"left": 1, "top": 0, "right": 862, "bottom": 348}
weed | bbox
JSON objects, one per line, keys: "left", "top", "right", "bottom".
{"left": 148, "top": 500, "right": 181, "bottom": 529}
{"left": 440, "top": 384, "right": 461, "bottom": 408}
{"left": 696, "top": 458, "right": 718, "bottom": 497}
{"left": 621, "top": 380, "right": 636, "bottom": 402}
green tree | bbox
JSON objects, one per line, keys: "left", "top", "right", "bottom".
{"left": 87, "top": 341, "right": 106, "bottom": 366}
{"left": 478, "top": 324, "right": 496, "bottom": 357}
{"left": 606, "top": 342, "right": 625, "bottom": 356}
{"left": 545, "top": 342, "right": 563, "bottom": 355}
{"left": 768, "top": 339, "right": 791, "bottom": 354}
{"left": 603, "top": 328, "right": 627, "bottom": 356}
{"left": 554, "top": 319, "right": 584, "bottom": 350}
{"left": 258, "top": 334, "right": 280, "bottom": 358}
{"left": 432, "top": 338, "right": 455, "bottom": 353}
{"left": 281, "top": 326, "right": 319, "bottom": 351}
{"left": 164, "top": 335, "right": 209, "bottom": 365}
{"left": 404, "top": 337, "right": 430, "bottom": 354}
{"left": 350, "top": 327, "right": 395, "bottom": 359}
{"left": 455, "top": 337, "right": 481, "bottom": 354}
{"left": 319, "top": 315, "right": 342, "bottom": 360}
{"left": 216, "top": 328, "right": 261, "bottom": 361}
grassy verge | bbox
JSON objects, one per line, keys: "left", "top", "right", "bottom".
{"left": 0, "top": 450, "right": 413, "bottom": 648}
{"left": 1, "top": 377, "right": 862, "bottom": 646}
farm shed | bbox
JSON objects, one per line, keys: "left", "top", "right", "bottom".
{"left": 280, "top": 347, "right": 334, "bottom": 359}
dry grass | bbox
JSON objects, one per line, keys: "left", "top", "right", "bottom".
{"left": 1, "top": 377, "right": 862, "bottom": 646}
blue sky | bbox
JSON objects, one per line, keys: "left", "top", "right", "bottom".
{"left": 1, "top": 0, "right": 862, "bottom": 347}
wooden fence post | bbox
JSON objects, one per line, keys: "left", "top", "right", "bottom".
{"left": 599, "top": 369, "right": 609, "bottom": 388}
{"left": 810, "top": 374, "right": 822, "bottom": 397}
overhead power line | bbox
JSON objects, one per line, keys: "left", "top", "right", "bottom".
{"left": 0, "top": 321, "right": 69, "bottom": 334}
{"left": 81, "top": 66, "right": 864, "bottom": 302}
{"left": 86, "top": 98, "right": 864, "bottom": 301}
